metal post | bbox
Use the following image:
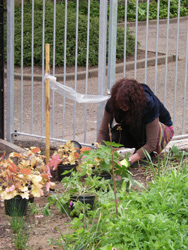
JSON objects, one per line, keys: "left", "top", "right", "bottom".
{"left": 45, "top": 44, "right": 50, "bottom": 164}
{"left": 97, "top": 0, "right": 108, "bottom": 135}
{"left": 6, "top": 0, "right": 14, "bottom": 142}
{"left": 107, "top": 0, "right": 118, "bottom": 91}
{"left": 0, "top": 0, "right": 4, "bottom": 139}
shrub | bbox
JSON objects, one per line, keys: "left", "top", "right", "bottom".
{"left": 4, "top": 0, "right": 136, "bottom": 67}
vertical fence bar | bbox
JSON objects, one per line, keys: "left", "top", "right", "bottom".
{"left": 0, "top": 0, "right": 4, "bottom": 139}
{"left": 6, "top": 0, "right": 14, "bottom": 142}
{"left": 144, "top": 0, "right": 150, "bottom": 84}
{"left": 45, "top": 44, "right": 50, "bottom": 164}
{"left": 73, "top": 0, "right": 79, "bottom": 140}
{"left": 62, "top": 0, "right": 67, "bottom": 139}
{"left": 107, "top": 0, "right": 118, "bottom": 91}
{"left": 84, "top": 0, "right": 90, "bottom": 143}
{"left": 134, "top": 0, "right": 138, "bottom": 79}
{"left": 41, "top": 0, "right": 45, "bottom": 136}
{"left": 173, "top": 0, "right": 181, "bottom": 127}
{"left": 20, "top": 0, "right": 24, "bottom": 132}
{"left": 164, "top": 0, "right": 170, "bottom": 105}
{"left": 182, "top": 17, "right": 188, "bottom": 134}
{"left": 123, "top": 0, "right": 127, "bottom": 78}
{"left": 154, "top": 0, "right": 160, "bottom": 94}
{"left": 31, "top": 0, "right": 34, "bottom": 134}
{"left": 52, "top": 0, "right": 56, "bottom": 138}
{"left": 97, "top": 0, "right": 108, "bottom": 135}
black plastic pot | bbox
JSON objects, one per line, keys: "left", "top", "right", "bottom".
{"left": 58, "top": 163, "right": 77, "bottom": 181}
{"left": 70, "top": 195, "right": 95, "bottom": 211}
{"left": 4, "top": 195, "right": 28, "bottom": 216}
{"left": 29, "top": 195, "right": 34, "bottom": 203}
{"left": 92, "top": 172, "right": 111, "bottom": 180}
{"left": 71, "top": 140, "right": 82, "bottom": 153}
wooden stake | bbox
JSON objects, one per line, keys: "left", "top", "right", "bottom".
{"left": 45, "top": 44, "right": 50, "bottom": 164}
{"left": 108, "top": 123, "right": 118, "bottom": 216}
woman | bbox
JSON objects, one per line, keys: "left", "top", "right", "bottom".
{"left": 97, "top": 78, "right": 174, "bottom": 165}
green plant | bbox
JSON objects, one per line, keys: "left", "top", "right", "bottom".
{"left": 168, "top": 145, "right": 188, "bottom": 161}
{"left": 42, "top": 192, "right": 71, "bottom": 219}
{"left": 62, "top": 169, "right": 110, "bottom": 196}
{"left": 7, "top": 212, "right": 26, "bottom": 233}
{"left": 143, "top": 146, "right": 188, "bottom": 179}
{"left": 42, "top": 168, "right": 111, "bottom": 219}
{"left": 80, "top": 142, "right": 132, "bottom": 181}
{"left": 6, "top": 206, "right": 29, "bottom": 250}
{"left": 48, "top": 209, "right": 102, "bottom": 249}
{"left": 50, "top": 157, "right": 188, "bottom": 249}
{"left": 12, "top": 227, "right": 29, "bottom": 250}
{"left": 28, "top": 202, "right": 40, "bottom": 216}
{"left": 80, "top": 142, "right": 119, "bottom": 175}
{"left": 4, "top": 0, "right": 136, "bottom": 67}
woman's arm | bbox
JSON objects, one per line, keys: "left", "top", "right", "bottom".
{"left": 129, "top": 117, "right": 159, "bottom": 163}
{"left": 97, "top": 110, "right": 113, "bottom": 144}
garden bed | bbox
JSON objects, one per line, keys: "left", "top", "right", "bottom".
{"left": 1, "top": 141, "right": 188, "bottom": 250}
{"left": 0, "top": 167, "right": 149, "bottom": 250}
{"left": 0, "top": 141, "right": 150, "bottom": 250}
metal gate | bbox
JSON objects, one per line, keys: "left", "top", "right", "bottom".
{"left": 5, "top": 0, "right": 188, "bottom": 147}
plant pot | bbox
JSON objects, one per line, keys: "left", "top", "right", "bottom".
{"left": 70, "top": 195, "right": 95, "bottom": 212}
{"left": 29, "top": 195, "right": 34, "bottom": 203}
{"left": 71, "top": 140, "right": 82, "bottom": 153}
{"left": 4, "top": 195, "right": 28, "bottom": 216}
{"left": 58, "top": 163, "right": 77, "bottom": 181}
{"left": 92, "top": 172, "right": 111, "bottom": 180}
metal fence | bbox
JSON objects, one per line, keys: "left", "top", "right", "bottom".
{"left": 6, "top": 0, "right": 188, "bottom": 146}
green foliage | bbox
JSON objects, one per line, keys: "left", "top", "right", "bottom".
{"left": 48, "top": 149, "right": 188, "bottom": 249}
{"left": 7, "top": 214, "right": 26, "bottom": 233}
{"left": 28, "top": 202, "right": 40, "bottom": 216}
{"left": 48, "top": 209, "right": 102, "bottom": 249}
{"left": 12, "top": 228, "right": 29, "bottom": 250}
{"left": 7, "top": 212, "right": 29, "bottom": 250}
{"left": 120, "top": 0, "right": 188, "bottom": 21}
{"left": 4, "top": 0, "right": 135, "bottom": 67}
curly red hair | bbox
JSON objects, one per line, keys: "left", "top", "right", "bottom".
{"left": 109, "top": 78, "right": 147, "bottom": 126}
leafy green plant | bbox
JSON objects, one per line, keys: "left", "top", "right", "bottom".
{"left": 80, "top": 141, "right": 126, "bottom": 176}
{"left": 28, "top": 202, "right": 40, "bottom": 216}
{"left": 118, "top": 0, "right": 188, "bottom": 22}
{"left": 61, "top": 170, "right": 108, "bottom": 196}
{"left": 48, "top": 209, "right": 102, "bottom": 249}
{"left": 42, "top": 192, "right": 71, "bottom": 219}
{"left": 4, "top": 0, "right": 136, "bottom": 67}
{"left": 168, "top": 145, "right": 188, "bottom": 161}
{"left": 48, "top": 149, "right": 188, "bottom": 249}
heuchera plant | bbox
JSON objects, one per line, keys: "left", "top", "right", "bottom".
{"left": 0, "top": 147, "right": 51, "bottom": 200}
{"left": 50, "top": 140, "right": 80, "bottom": 169}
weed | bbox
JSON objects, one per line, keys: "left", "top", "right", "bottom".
{"left": 12, "top": 228, "right": 29, "bottom": 250}
{"left": 28, "top": 202, "right": 40, "bottom": 216}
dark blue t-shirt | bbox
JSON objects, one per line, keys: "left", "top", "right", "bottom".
{"left": 105, "top": 83, "right": 173, "bottom": 127}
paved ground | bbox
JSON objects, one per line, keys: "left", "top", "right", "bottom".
{"left": 4, "top": 16, "right": 188, "bottom": 151}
